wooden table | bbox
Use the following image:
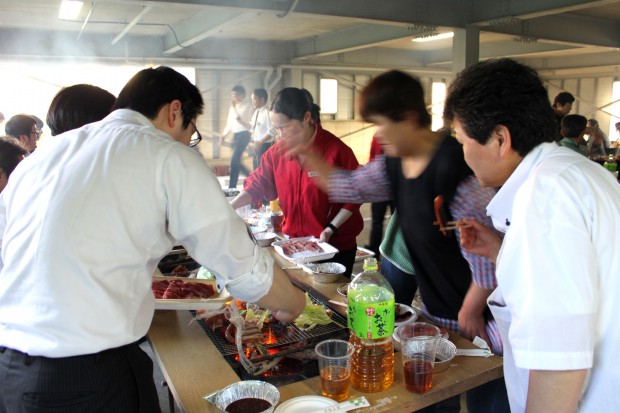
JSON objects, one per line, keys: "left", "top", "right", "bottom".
{"left": 147, "top": 250, "right": 503, "bottom": 412}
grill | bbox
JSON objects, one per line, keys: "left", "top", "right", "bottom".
{"left": 195, "top": 294, "right": 350, "bottom": 385}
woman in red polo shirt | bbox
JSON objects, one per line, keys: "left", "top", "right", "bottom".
{"left": 231, "top": 87, "right": 363, "bottom": 276}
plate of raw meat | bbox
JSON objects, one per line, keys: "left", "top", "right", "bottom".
{"left": 152, "top": 276, "right": 231, "bottom": 310}
{"left": 271, "top": 236, "right": 338, "bottom": 263}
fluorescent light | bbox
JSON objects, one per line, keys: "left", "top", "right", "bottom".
{"left": 59, "top": 1, "right": 83, "bottom": 20}
{"left": 412, "top": 32, "right": 454, "bottom": 43}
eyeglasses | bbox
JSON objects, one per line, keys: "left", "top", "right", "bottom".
{"left": 189, "top": 121, "right": 202, "bottom": 147}
{"left": 30, "top": 129, "right": 42, "bottom": 138}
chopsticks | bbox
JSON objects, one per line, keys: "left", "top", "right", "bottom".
{"left": 433, "top": 220, "right": 469, "bottom": 231}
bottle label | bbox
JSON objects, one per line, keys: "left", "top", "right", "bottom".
{"left": 348, "top": 296, "right": 395, "bottom": 339}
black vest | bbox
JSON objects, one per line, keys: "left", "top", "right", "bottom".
{"left": 385, "top": 135, "right": 474, "bottom": 320}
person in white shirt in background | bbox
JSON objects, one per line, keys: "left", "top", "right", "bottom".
{"left": 240, "top": 88, "right": 275, "bottom": 170}
{"left": 219, "top": 84, "right": 254, "bottom": 189}
{"left": 0, "top": 67, "right": 305, "bottom": 412}
{"left": 444, "top": 58, "right": 620, "bottom": 413}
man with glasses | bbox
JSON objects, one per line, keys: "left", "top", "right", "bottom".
{"left": 0, "top": 67, "right": 305, "bottom": 412}
{"left": 5, "top": 114, "right": 40, "bottom": 154}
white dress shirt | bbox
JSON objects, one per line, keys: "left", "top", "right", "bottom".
{"left": 222, "top": 100, "right": 253, "bottom": 136}
{"left": 487, "top": 142, "right": 620, "bottom": 413}
{"left": 251, "top": 105, "right": 275, "bottom": 143}
{"left": 0, "top": 109, "right": 274, "bottom": 357}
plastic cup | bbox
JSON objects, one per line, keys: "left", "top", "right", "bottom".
{"left": 236, "top": 205, "right": 250, "bottom": 222}
{"left": 315, "top": 339, "right": 354, "bottom": 402}
{"left": 270, "top": 211, "right": 283, "bottom": 232}
{"left": 396, "top": 322, "right": 441, "bottom": 394}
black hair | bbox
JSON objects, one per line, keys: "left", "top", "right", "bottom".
{"left": 253, "top": 88, "right": 268, "bottom": 102}
{"left": 0, "top": 135, "right": 27, "bottom": 177}
{"left": 5, "top": 114, "right": 37, "bottom": 139}
{"left": 270, "top": 87, "right": 321, "bottom": 123}
{"left": 47, "top": 84, "right": 116, "bottom": 136}
{"left": 587, "top": 118, "right": 599, "bottom": 128}
{"left": 561, "top": 114, "right": 587, "bottom": 139}
{"left": 359, "top": 70, "right": 431, "bottom": 127}
{"left": 112, "top": 66, "right": 204, "bottom": 128}
{"left": 553, "top": 92, "right": 575, "bottom": 107}
{"left": 444, "top": 58, "right": 556, "bottom": 157}
{"left": 232, "top": 85, "right": 246, "bottom": 96}
{"left": 300, "top": 89, "right": 321, "bottom": 124}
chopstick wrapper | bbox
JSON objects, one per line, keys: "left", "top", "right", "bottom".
{"left": 456, "top": 336, "right": 493, "bottom": 357}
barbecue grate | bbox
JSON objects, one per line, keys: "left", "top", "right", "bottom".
{"left": 196, "top": 294, "right": 348, "bottom": 357}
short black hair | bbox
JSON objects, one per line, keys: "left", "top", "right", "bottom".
{"left": 0, "top": 135, "right": 27, "bottom": 177}
{"left": 253, "top": 88, "right": 268, "bottom": 102}
{"left": 47, "top": 84, "right": 116, "bottom": 136}
{"left": 444, "top": 58, "right": 556, "bottom": 157}
{"left": 359, "top": 70, "right": 431, "bottom": 127}
{"left": 561, "top": 114, "right": 587, "bottom": 139}
{"left": 5, "top": 114, "right": 37, "bottom": 139}
{"left": 112, "top": 66, "right": 203, "bottom": 128}
{"left": 553, "top": 92, "right": 575, "bottom": 107}
{"left": 270, "top": 87, "right": 320, "bottom": 123}
{"left": 232, "top": 85, "right": 246, "bottom": 96}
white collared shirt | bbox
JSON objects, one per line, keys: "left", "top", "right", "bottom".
{"left": 251, "top": 105, "right": 275, "bottom": 143}
{"left": 0, "top": 109, "right": 274, "bottom": 357}
{"left": 223, "top": 100, "right": 253, "bottom": 135}
{"left": 487, "top": 142, "right": 620, "bottom": 413}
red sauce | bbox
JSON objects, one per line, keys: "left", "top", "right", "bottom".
{"left": 225, "top": 398, "right": 272, "bottom": 413}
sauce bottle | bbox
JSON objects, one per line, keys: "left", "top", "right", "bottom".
{"left": 347, "top": 257, "right": 395, "bottom": 392}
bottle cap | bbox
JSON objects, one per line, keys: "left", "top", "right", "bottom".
{"left": 363, "top": 257, "right": 378, "bottom": 271}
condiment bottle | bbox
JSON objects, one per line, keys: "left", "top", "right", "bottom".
{"left": 347, "top": 257, "right": 395, "bottom": 392}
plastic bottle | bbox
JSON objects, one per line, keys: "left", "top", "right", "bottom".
{"left": 347, "top": 257, "right": 395, "bottom": 392}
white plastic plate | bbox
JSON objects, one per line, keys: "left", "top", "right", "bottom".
{"left": 271, "top": 236, "right": 338, "bottom": 263}
{"left": 152, "top": 276, "right": 231, "bottom": 310}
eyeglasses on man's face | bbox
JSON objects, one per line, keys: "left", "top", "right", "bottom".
{"left": 30, "top": 129, "right": 42, "bottom": 139}
{"left": 189, "top": 121, "right": 202, "bottom": 147}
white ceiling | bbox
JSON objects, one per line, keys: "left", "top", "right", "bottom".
{"left": 0, "top": 0, "right": 619, "bottom": 75}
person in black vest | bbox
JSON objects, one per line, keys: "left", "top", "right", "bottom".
{"left": 284, "top": 70, "right": 509, "bottom": 413}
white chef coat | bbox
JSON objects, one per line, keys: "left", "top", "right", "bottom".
{"left": 487, "top": 142, "right": 620, "bottom": 413}
{"left": 251, "top": 106, "right": 275, "bottom": 144}
{"left": 0, "top": 109, "right": 273, "bottom": 357}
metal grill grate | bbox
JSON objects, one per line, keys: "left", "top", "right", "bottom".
{"left": 196, "top": 295, "right": 348, "bottom": 357}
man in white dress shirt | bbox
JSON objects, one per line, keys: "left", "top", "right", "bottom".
{"left": 246, "top": 88, "right": 275, "bottom": 170}
{"left": 0, "top": 67, "right": 305, "bottom": 412}
{"left": 220, "top": 85, "right": 253, "bottom": 189}
{"left": 444, "top": 58, "right": 620, "bottom": 413}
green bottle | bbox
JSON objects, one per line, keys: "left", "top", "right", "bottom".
{"left": 347, "top": 257, "right": 395, "bottom": 392}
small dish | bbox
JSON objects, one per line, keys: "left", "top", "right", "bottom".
{"left": 302, "top": 262, "right": 346, "bottom": 283}
{"left": 394, "top": 303, "right": 418, "bottom": 327}
{"left": 254, "top": 231, "right": 277, "bottom": 247}
{"left": 274, "top": 395, "right": 337, "bottom": 413}
{"left": 250, "top": 225, "right": 268, "bottom": 235}
{"left": 433, "top": 337, "right": 457, "bottom": 373}
{"left": 337, "top": 283, "right": 349, "bottom": 303}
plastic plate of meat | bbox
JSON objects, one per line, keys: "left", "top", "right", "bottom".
{"left": 271, "top": 236, "right": 338, "bottom": 263}
{"left": 152, "top": 276, "right": 232, "bottom": 310}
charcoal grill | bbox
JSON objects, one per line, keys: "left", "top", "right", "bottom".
{"left": 195, "top": 294, "right": 350, "bottom": 386}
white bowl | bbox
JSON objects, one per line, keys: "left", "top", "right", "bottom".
{"left": 255, "top": 231, "right": 277, "bottom": 247}
{"left": 394, "top": 303, "right": 418, "bottom": 327}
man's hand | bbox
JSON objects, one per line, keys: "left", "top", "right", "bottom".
{"left": 319, "top": 228, "right": 334, "bottom": 242}
{"left": 459, "top": 218, "right": 502, "bottom": 263}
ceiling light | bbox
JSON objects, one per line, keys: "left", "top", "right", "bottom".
{"left": 59, "top": 1, "right": 83, "bottom": 20}
{"left": 412, "top": 32, "right": 454, "bottom": 43}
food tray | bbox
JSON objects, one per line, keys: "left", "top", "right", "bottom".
{"left": 153, "top": 276, "right": 231, "bottom": 311}
{"left": 354, "top": 246, "right": 375, "bottom": 262}
{"left": 271, "top": 236, "right": 338, "bottom": 263}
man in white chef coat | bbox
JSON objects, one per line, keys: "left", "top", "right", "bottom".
{"left": 444, "top": 58, "right": 620, "bottom": 413}
{"left": 0, "top": 66, "right": 305, "bottom": 412}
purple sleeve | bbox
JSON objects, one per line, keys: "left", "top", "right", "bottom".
{"left": 327, "top": 156, "right": 393, "bottom": 203}
{"left": 450, "top": 175, "right": 499, "bottom": 289}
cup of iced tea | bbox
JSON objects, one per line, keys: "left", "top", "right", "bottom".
{"left": 270, "top": 211, "right": 284, "bottom": 233}
{"left": 315, "top": 339, "right": 354, "bottom": 402}
{"left": 396, "top": 322, "right": 441, "bottom": 394}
